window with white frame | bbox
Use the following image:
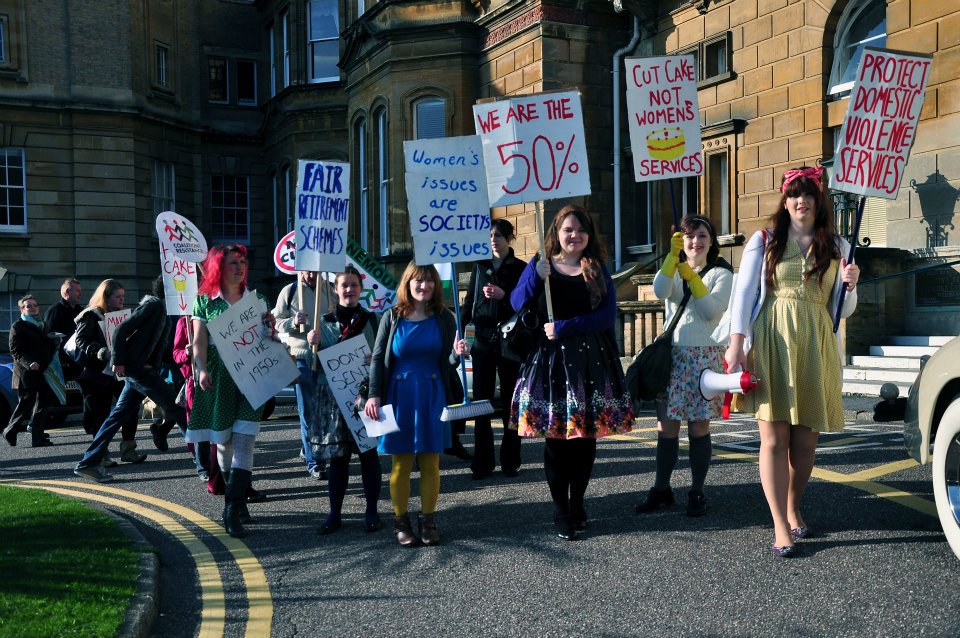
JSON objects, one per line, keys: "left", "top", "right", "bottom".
{"left": 281, "top": 11, "right": 290, "bottom": 89}
{"left": 237, "top": 60, "right": 257, "bottom": 105}
{"left": 155, "top": 43, "right": 170, "bottom": 88}
{"left": 376, "top": 108, "right": 389, "bottom": 255}
{"left": 152, "top": 160, "right": 175, "bottom": 216}
{"left": 357, "top": 1, "right": 365, "bottom": 18}
{"left": 414, "top": 98, "right": 445, "bottom": 139}
{"left": 355, "top": 118, "right": 369, "bottom": 249}
{"left": 308, "top": 1, "right": 339, "bottom": 83}
{"left": 269, "top": 24, "right": 276, "bottom": 97}
{"left": 0, "top": 148, "right": 27, "bottom": 232}
{"left": 677, "top": 31, "right": 733, "bottom": 89}
{"left": 208, "top": 57, "right": 228, "bottom": 103}
{"left": 211, "top": 175, "right": 250, "bottom": 243}
{"left": 829, "top": 0, "right": 886, "bottom": 96}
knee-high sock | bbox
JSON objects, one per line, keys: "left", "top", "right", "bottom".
{"left": 217, "top": 440, "right": 233, "bottom": 475}
{"left": 358, "top": 449, "right": 381, "bottom": 514}
{"left": 688, "top": 433, "right": 712, "bottom": 492}
{"left": 653, "top": 436, "right": 679, "bottom": 490}
{"left": 390, "top": 454, "right": 414, "bottom": 516}
{"left": 231, "top": 432, "right": 255, "bottom": 471}
{"left": 417, "top": 453, "right": 440, "bottom": 515}
{"left": 327, "top": 456, "right": 350, "bottom": 520}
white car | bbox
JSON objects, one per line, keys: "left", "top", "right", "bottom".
{"left": 903, "top": 336, "right": 960, "bottom": 559}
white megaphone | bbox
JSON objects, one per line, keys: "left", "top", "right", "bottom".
{"left": 699, "top": 367, "right": 759, "bottom": 419}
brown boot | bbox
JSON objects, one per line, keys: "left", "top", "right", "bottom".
{"left": 119, "top": 440, "right": 147, "bottom": 464}
{"left": 419, "top": 513, "right": 440, "bottom": 546}
{"left": 394, "top": 514, "right": 419, "bottom": 547}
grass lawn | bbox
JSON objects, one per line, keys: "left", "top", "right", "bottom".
{"left": 0, "top": 485, "right": 140, "bottom": 638}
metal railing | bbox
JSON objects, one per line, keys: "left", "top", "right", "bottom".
{"left": 616, "top": 300, "right": 665, "bottom": 358}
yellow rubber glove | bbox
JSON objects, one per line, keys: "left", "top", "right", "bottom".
{"left": 661, "top": 253, "right": 678, "bottom": 277}
{"left": 670, "top": 231, "right": 684, "bottom": 258}
{"left": 678, "top": 263, "right": 709, "bottom": 298}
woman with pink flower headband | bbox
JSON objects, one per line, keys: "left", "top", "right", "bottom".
{"left": 724, "top": 166, "right": 860, "bottom": 558}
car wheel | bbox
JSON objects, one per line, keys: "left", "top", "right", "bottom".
{"left": 932, "top": 398, "right": 960, "bottom": 560}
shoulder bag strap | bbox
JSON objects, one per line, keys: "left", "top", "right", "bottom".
{"left": 662, "top": 288, "right": 692, "bottom": 337}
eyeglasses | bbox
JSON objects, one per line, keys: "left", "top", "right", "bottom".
{"left": 22, "top": 304, "right": 39, "bottom": 309}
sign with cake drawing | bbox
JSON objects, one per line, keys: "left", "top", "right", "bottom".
{"left": 624, "top": 55, "right": 703, "bottom": 181}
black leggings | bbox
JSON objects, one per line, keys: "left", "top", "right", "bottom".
{"left": 543, "top": 438, "right": 596, "bottom": 518}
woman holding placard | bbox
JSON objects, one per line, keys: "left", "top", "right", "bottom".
{"left": 187, "top": 244, "right": 275, "bottom": 539}
{"left": 510, "top": 204, "right": 634, "bottom": 541}
{"left": 365, "top": 261, "right": 462, "bottom": 547}
{"left": 307, "top": 266, "right": 382, "bottom": 535}
{"left": 724, "top": 166, "right": 859, "bottom": 558}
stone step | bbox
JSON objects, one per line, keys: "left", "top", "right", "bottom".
{"left": 842, "top": 380, "right": 912, "bottom": 396}
{"left": 849, "top": 355, "right": 922, "bottom": 369}
{"left": 868, "top": 345, "right": 940, "bottom": 357}
{"left": 889, "top": 335, "right": 955, "bottom": 347}
{"left": 842, "top": 367, "right": 919, "bottom": 383}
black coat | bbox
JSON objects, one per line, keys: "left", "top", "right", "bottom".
{"left": 112, "top": 295, "right": 169, "bottom": 372}
{"left": 459, "top": 249, "right": 527, "bottom": 352}
{"left": 73, "top": 307, "right": 112, "bottom": 384}
{"left": 9, "top": 320, "right": 57, "bottom": 390}
{"left": 43, "top": 298, "right": 83, "bottom": 380}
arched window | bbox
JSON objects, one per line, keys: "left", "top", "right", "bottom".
{"left": 375, "top": 107, "right": 389, "bottom": 255}
{"left": 354, "top": 116, "right": 369, "bottom": 250}
{"left": 829, "top": 0, "right": 886, "bottom": 96}
{"left": 414, "top": 97, "right": 446, "bottom": 139}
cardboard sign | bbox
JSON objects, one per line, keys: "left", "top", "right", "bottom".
{"left": 160, "top": 241, "right": 198, "bottom": 316}
{"left": 404, "top": 136, "right": 492, "bottom": 264}
{"left": 294, "top": 159, "right": 350, "bottom": 273}
{"left": 625, "top": 55, "right": 703, "bottom": 181}
{"left": 830, "top": 47, "right": 932, "bottom": 199}
{"left": 274, "top": 230, "right": 297, "bottom": 275}
{"left": 206, "top": 291, "right": 299, "bottom": 410}
{"left": 317, "top": 335, "right": 377, "bottom": 452}
{"left": 473, "top": 91, "right": 590, "bottom": 206}
{"left": 101, "top": 309, "right": 132, "bottom": 352}
{"left": 155, "top": 212, "right": 208, "bottom": 262}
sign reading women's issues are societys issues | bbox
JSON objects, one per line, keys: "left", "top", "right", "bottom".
{"left": 830, "top": 47, "right": 932, "bottom": 199}
{"left": 207, "top": 291, "right": 299, "bottom": 410}
{"left": 473, "top": 91, "right": 591, "bottom": 206}
{"left": 317, "top": 335, "right": 377, "bottom": 453}
{"left": 624, "top": 56, "right": 703, "bottom": 181}
{"left": 404, "top": 136, "right": 492, "bottom": 264}
{"left": 295, "top": 160, "right": 350, "bottom": 273}
{"left": 155, "top": 212, "right": 208, "bottom": 262}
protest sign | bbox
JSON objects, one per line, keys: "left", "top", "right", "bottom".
{"left": 155, "top": 212, "right": 208, "bottom": 262}
{"left": 295, "top": 159, "right": 350, "bottom": 273}
{"left": 830, "top": 47, "right": 932, "bottom": 198}
{"left": 102, "top": 309, "right": 131, "bottom": 352}
{"left": 625, "top": 55, "right": 703, "bottom": 182}
{"left": 160, "top": 241, "right": 198, "bottom": 316}
{"left": 317, "top": 335, "right": 377, "bottom": 452}
{"left": 473, "top": 91, "right": 590, "bottom": 206}
{"left": 404, "top": 136, "right": 492, "bottom": 264}
{"left": 206, "top": 291, "right": 299, "bottom": 410}
{"left": 274, "top": 230, "right": 297, "bottom": 275}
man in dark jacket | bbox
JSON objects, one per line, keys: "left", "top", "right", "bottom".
{"left": 74, "top": 277, "right": 187, "bottom": 482}
{"left": 4, "top": 295, "right": 59, "bottom": 447}
{"left": 43, "top": 278, "right": 83, "bottom": 381}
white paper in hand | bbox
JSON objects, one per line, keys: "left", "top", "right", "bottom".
{"left": 361, "top": 404, "right": 400, "bottom": 438}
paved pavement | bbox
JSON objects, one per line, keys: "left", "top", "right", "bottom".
{"left": 2, "top": 394, "right": 959, "bottom": 638}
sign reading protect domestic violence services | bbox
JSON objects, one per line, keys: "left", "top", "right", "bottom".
{"left": 830, "top": 47, "right": 932, "bottom": 199}
{"left": 207, "top": 291, "right": 299, "bottom": 411}
{"left": 473, "top": 91, "right": 590, "bottom": 206}
{"left": 624, "top": 55, "right": 703, "bottom": 181}
{"left": 295, "top": 160, "right": 350, "bottom": 273}
{"left": 317, "top": 335, "right": 377, "bottom": 452}
{"left": 404, "top": 136, "right": 492, "bottom": 264}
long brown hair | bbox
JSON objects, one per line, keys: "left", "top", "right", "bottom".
{"left": 543, "top": 204, "right": 608, "bottom": 308}
{"left": 764, "top": 167, "right": 839, "bottom": 288}
{"left": 88, "top": 279, "right": 124, "bottom": 314}
{"left": 393, "top": 261, "right": 446, "bottom": 318}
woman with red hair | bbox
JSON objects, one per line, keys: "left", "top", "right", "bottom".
{"left": 185, "top": 244, "right": 275, "bottom": 538}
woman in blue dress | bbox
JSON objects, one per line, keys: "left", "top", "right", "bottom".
{"left": 365, "top": 261, "right": 462, "bottom": 547}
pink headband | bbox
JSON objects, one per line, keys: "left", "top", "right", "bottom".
{"left": 781, "top": 166, "right": 824, "bottom": 193}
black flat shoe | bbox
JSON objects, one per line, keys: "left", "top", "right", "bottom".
{"left": 771, "top": 544, "right": 797, "bottom": 558}
{"left": 635, "top": 487, "right": 675, "bottom": 514}
{"left": 444, "top": 443, "right": 473, "bottom": 461}
{"left": 686, "top": 490, "right": 707, "bottom": 517}
{"left": 555, "top": 516, "right": 579, "bottom": 541}
{"left": 471, "top": 467, "right": 494, "bottom": 480}
{"left": 32, "top": 439, "right": 54, "bottom": 448}
{"left": 317, "top": 518, "right": 342, "bottom": 535}
{"left": 502, "top": 466, "right": 520, "bottom": 478}
{"left": 364, "top": 513, "right": 382, "bottom": 533}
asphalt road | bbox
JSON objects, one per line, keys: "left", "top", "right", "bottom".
{"left": 2, "top": 407, "right": 959, "bottom": 638}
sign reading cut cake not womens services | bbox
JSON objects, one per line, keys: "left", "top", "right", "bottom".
{"left": 624, "top": 55, "right": 703, "bottom": 181}
{"left": 473, "top": 90, "right": 591, "bottom": 206}
{"left": 830, "top": 47, "right": 932, "bottom": 199}
{"left": 295, "top": 159, "right": 350, "bottom": 273}
{"left": 404, "top": 135, "right": 492, "bottom": 264}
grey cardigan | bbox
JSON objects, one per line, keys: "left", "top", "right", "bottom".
{"left": 368, "top": 307, "right": 459, "bottom": 401}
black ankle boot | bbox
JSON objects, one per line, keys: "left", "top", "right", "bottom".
{"left": 635, "top": 487, "right": 675, "bottom": 514}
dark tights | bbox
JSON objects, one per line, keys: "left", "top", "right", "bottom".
{"left": 325, "top": 449, "right": 381, "bottom": 524}
{"left": 543, "top": 438, "right": 596, "bottom": 521}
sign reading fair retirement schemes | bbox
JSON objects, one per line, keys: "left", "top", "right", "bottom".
{"left": 317, "top": 335, "right": 377, "bottom": 452}
{"left": 295, "top": 159, "right": 350, "bottom": 273}
{"left": 830, "top": 47, "right": 932, "bottom": 199}
{"left": 473, "top": 91, "right": 590, "bottom": 206}
{"left": 207, "top": 291, "right": 299, "bottom": 410}
{"left": 625, "top": 55, "right": 702, "bottom": 182}
{"left": 404, "top": 135, "right": 491, "bottom": 264}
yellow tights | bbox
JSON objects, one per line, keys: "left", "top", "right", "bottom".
{"left": 390, "top": 453, "right": 440, "bottom": 516}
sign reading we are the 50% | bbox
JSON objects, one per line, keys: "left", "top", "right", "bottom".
{"left": 473, "top": 91, "right": 591, "bottom": 206}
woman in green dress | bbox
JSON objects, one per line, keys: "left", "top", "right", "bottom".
{"left": 725, "top": 166, "right": 860, "bottom": 558}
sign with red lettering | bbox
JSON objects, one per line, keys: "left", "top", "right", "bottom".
{"left": 274, "top": 231, "right": 297, "bottom": 275}
{"left": 473, "top": 91, "right": 590, "bottom": 206}
{"left": 295, "top": 159, "right": 350, "bottom": 273}
{"left": 207, "top": 291, "right": 299, "bottom": 410}
{"left": 625, "top": 55, "right": 702, "bottom": 182}
{"left": 155, "top": 212, "right": 208, "bottom": 262}
{"left": 159, "top": 241, "right": 198, "bottom": 316}
{"left": 830, "top": 47, "right": 931, "bottom": 199}
{"left": 404, "top": 135, "right": 491, "bottom": 264}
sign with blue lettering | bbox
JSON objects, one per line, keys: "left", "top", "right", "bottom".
{"left": 404, "top": 136, "right": 492, "bottom": 264}
{"left": 294, "top": 159, "right": 350, "bottom": 273}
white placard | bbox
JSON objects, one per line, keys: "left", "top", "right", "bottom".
{"left": 102, "top": 309, "right": 132, "bottom": 352}
{"left": 206, "top": 291, "right": 300, "bottom": 410}
{"left": 159, "top": 241, "right": 198, "bottom": 316}
{"left": 294, "top": 159, "right": 350, "bottom": 273}
{"left": 360, "top": 404, "right": 400, "bottom": 438}
{"left": 155, "top": 212, "right": 208, "bottom": 262}
{"left": 625, "top": 55, "right": 703, "bottom": 182}
{"left": 829, "top": 47, "right": 932, "bottom": 199}
{"left": 473, "top": 90, "right": 590, "bottom": 206}
{"left": 317, "top": 335, "right": 377, "bottom": 452}
{"left": 404, "top": 136, "right": 492, "bottom": 264}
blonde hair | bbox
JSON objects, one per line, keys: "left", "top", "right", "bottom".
{"left": 88, "top": 279, "right": 125, "bottom": 314}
